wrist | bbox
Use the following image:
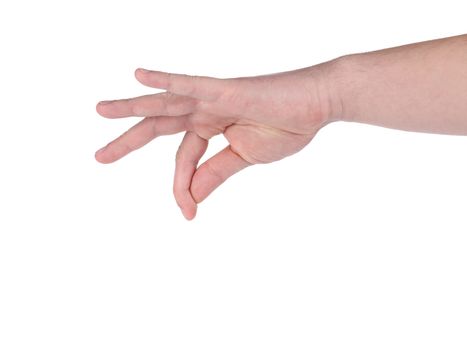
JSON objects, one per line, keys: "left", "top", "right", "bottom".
{"left": 323, "top": 54, "right": 364, "bottom": 123}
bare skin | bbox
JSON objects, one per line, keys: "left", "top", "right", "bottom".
{"left": 96, "top": 34, "right": 467, "bottom": 220}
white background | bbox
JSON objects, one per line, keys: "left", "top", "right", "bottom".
{"left": 1, "top": 1, "right": 466, "bottom": 349}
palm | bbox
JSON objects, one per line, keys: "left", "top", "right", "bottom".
{"left": 223, "top": 122, "right": 315, "bottom": 165}
{"left": 96, "top": 68, "right": 326, "bottom": 219}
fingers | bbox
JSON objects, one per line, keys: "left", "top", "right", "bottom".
{"left": 96, "top": 92, "right": 196, "bottom": 119}
{"left": 135, "top": 68, "right": 228, "bottom": 101}
{"left": 173, "top": 132, "right": 208, "bottom": 220}
{"left": 95, "top": 116, "right": 188, "bottom": 164}
{"left": 190, "top": 146, "right": 251, "bottom": 204}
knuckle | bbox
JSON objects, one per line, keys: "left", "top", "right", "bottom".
{"left": 175, "top": 145, "right": 184, "bottom": 163}
{"left": 203, "top": 161, "right": 224, "bottom": 183}
{"left": 166, "top": 72, "right": 174, "bottom": 91}
{"left": 120, "top": 140, "right": 134, "bottom": 153}
{"left": 150, "top": 117, "right": 159, "bottom": 137}
{"left": 163, "top": 91, "right": 183, "bottom": 115}
{"left": 194, "top": 99, "right": 208, "bottom": 113}
{"left": 186, "top": 75, "right": 199, "bottom": 96}
{"left": 130, "top": 99, "right": 143, "bottom": 116}
{"left": 219, "top": 78, "right": 240, "bottom": 100}
{"left": 161, "top": 92, "right": 172, "bottom": 114}
{"left": 132, "top": 104, "right": 142, "bottom": 116}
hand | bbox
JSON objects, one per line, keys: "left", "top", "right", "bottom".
{"left": 95, "top": 64, "right": 339, "bottom": 219}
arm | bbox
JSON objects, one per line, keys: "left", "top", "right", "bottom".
{"left": 96, "top": 34, "right": 467, "bottom": 220}
{"left": 335, "top": 34, "right": 467, "bottom": 134}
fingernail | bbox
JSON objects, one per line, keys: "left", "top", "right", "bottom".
{"left": 95, "top": 146, "right": 106, "bottom": 155}
{"left": 99, "top": 100, "right": 112, "bottom": 105}
{"left": 137, "top": 68, "right": 149, "bottom": 74}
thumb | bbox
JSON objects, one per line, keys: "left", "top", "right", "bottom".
{"left": 190, "top": 146, "right": 251, "bottom": 204}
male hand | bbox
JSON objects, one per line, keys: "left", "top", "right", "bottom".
{"left": 96, "top": 65, "right": 338, "bottom": 219}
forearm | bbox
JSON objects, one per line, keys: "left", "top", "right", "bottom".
{"left": 333, "top": 34, "right": 467, "bottom": 135}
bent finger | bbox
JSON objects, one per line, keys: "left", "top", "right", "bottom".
{"left": 173, "top": 132, "right": 208, "bottom": 220}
